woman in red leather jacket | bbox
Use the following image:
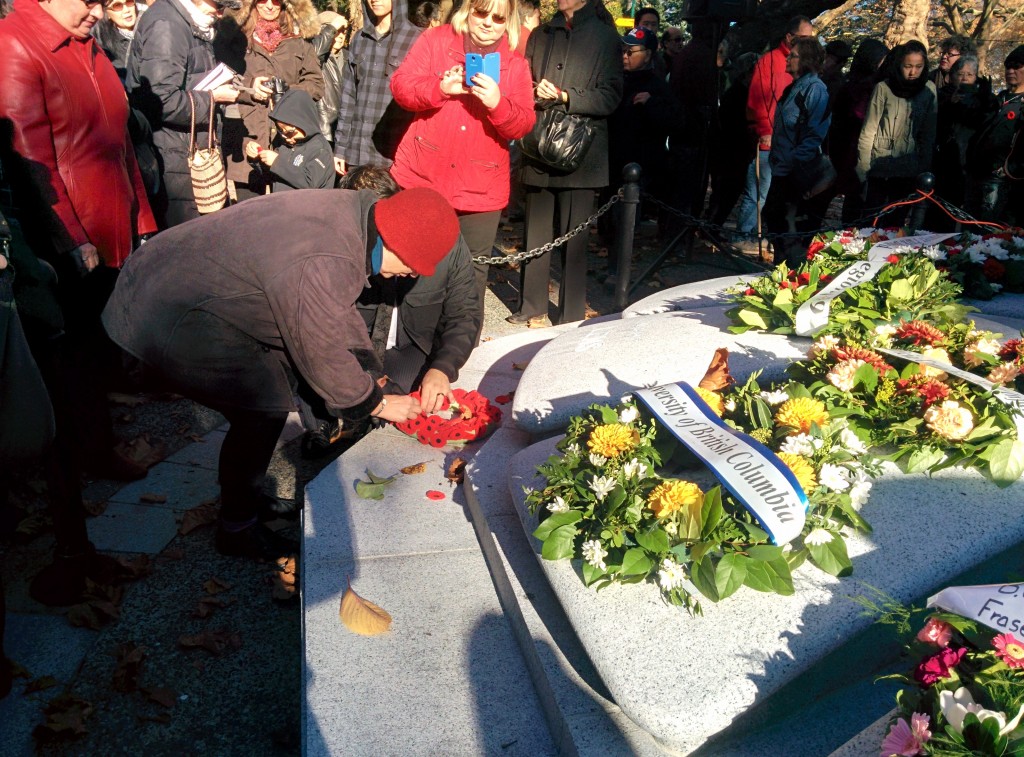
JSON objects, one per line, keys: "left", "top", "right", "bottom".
{"left": 389, "top": 0, "right": 534, "bottom": 331}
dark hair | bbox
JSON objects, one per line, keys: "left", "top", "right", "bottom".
{"left": 634, "top": 7, "right": 659, "bottom": 26}
{"left": 409, "top": 0, "right": 440, "bottom": 28}
{"left": 338, "top": 166, "right": 399, "bottom": 198}
{"left": 661, "top": 27, "right": 682, "bottom": 45}
{"left": 849, "top": 38, "right": 889, "bottom": 78}
{"left": 938, "top": 35, "right": 976, "bottom": 56}
{"left": 784, "top": 15, "right": 812, "bottom": 37}
{"left": 791, "top": 36, "right": 824, "bottom": 76}
{"left": 897, "top": 39, "right": 929, "bottom": 74}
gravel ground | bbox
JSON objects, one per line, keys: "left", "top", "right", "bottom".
{"left": 2, "top": 208, "right": 765, "bottom": 755}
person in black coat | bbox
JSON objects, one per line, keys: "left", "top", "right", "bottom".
{"left": 508, "top": 0, "right": 622, "bottom": 327}
{"left": 125, "top": 0, "right": 241, "bottom": 228}
{"left": 243, "top": 89, "right": 335, "bottom": 190}
{"left": 91, "top": 0, "right": 147, "bottom": 81}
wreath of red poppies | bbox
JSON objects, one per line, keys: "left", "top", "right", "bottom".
{"left": 393, "top": 389, "right": 502, "bottom": 447}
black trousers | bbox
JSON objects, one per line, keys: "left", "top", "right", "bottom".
{"left": 762, "top": 174, "right": 832, "bottom": 268}
{"left": 517, "top": 187, "right": 594, "bottom": 324}
{"left": 457, "top": 210, "right": 501, "bottom": 344}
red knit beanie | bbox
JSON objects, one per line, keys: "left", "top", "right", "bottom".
{"left": 374, "top": 188, "right": 460, "bottom": 276}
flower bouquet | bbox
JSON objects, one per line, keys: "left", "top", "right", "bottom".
{"left": 524, "top": 352, "right": 880, "bottom": 614}
{"left": 392, "top": 388, "right": 502, "bottom": 447}
{"left": 934, "top": 231, "right": 1024, "bottom": 300}
{"left": 726, "top": 249, "right": 966, "bottom": 339}
{"left": 879, "top": 612, "right": 1024, "bottom": 756}
{"left": 786, "top": 324, "right": 1024, "bottom": 486}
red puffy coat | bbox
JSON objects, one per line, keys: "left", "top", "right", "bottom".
{"left": 0, "top": 0, "right": 156, "bottom": 268}
{"left": 389, "top": 25, "right": 535, "bottom": 213}
{"left": 746, "top": 42, "right": 792, "bottom": 140}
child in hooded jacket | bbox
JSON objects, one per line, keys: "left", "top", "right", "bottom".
{"left": 244, "top": 89, "right": 335, "bottom": 191}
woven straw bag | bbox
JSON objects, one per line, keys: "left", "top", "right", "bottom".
{"left": 187, "top": 91, "right": 228, "bottom": 214}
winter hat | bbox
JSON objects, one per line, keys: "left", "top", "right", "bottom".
{"left": 374, "top": 188, "right": 459, "bottom": 276}
{"left": 622, "top": 27, "right": 658, "bottom": 52}
{"left": 825, "top": 39, "right": 852, "bottom": 62}
{"left": 1006, "top": 45, "right": 1024, "bottom": 69}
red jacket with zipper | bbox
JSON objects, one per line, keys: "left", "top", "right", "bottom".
{"left": 0, "top": 0, "right": 156, "bottom": 268}
{"left": 389, "top": 24, "right": 535, "bottom": 213}
{"left": 746, "top": 41, "right": 793, "bottom": 140}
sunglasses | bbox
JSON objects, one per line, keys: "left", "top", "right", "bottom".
{"left": 105, "top": 0, "right": 135, "bottom": 10}
{"left": 471, "top": 8, "right": 507, "bottom": 24}
{"left": 622, "top": 48, "right": 646, "bottom": 57}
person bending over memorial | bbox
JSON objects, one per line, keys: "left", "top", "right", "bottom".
{"left": 101, "top": 187, "right": 460, "bottom": 559}
{"left": 299, "top": 167, "right": 480, "bottom": 454}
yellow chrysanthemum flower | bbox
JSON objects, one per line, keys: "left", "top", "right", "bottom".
{"left": 777, "top": 452, "right": 817, "bottom": 494}
{"left": 647, "top": 480, "right": 704, "bottom": 518}
{"left": 774, "top": 397, "right": 829, "bottom": 434}
{"left": 587, "top": 423, "right": 637, "bottom": 458}
{"left": 694, "top": 387, "right": 724, "bottom": 417}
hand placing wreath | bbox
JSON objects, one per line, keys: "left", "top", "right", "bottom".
{"left": 393, "top": 389, "right": 502, "bottom": 447}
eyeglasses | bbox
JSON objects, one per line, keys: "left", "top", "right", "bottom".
{"left": 622, "top": 48, "right": 646, "bottom": 56}
{"left": 105, "top": 0, "right": 135, "bottom": 10}
{"left": 471, "top": 8, "right": 507, "bottom": 24}
{"left": 941, "top": 51, "right": 961, "bottom": 59}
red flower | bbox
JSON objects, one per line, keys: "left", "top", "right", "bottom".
{"left": 999, "top": 339, "right": 1024, "bottom": 365}
{"left": 744, "top": 287, "right": 756, "bottom": 296}
{"left": 896, "top": 375, "right": 950, "bottom": 408}
{"left": 393, "top": 389, "right": 502, "bottom": 447}
{"left": 1009, "top": 111, "right": 1017, "bottom": 121}
{"left": 895, "top": 320, "right": 945, "bottom": 346}
{"left": 886, "top": 254, "right": 901, "bottom": 265}
{"left": 798, "top": 272, "right": 811, "bottom": 285}
{"left": 819, "top": 274, "right": 832, "bottom": 283}
{"left": 807, "top": 239, "right": 826, "bottom": 259}
{"left": 983, "top": 258, "right": 1006, "bottom": 281}
{"left": 913, "top": 646, "right": 966, "bottom": 687}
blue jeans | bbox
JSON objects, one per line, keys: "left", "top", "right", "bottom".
{"left": 734, "top": 149, "right": 772, "bottom": 235}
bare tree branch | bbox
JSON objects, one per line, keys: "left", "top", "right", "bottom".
{"left": 812, "top": 0, "right": 861, "bottom": 31}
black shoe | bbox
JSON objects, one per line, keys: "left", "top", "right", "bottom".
{"left": 215, "top": 522, "right": 299, "bottom": 560}
{"left": 0, "top": 658, "right": 12, "bottom": 701}
{"left": 256, "top": 493, "right": 300, "bottom": 522}
{"left": 28, "top": 543, "right": 121, "bottom": 606}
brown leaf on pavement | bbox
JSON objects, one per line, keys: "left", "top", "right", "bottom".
{"left": 698, "top": 348, "right": 734, "bottom": 392}
{"left": 178, "top": 628, "right": 242, "bottom": 656}
{"left": 512, "top": 360, "right": 530, "bottom": 371}
{"left": 179, "top": 499, "right": 219, "bottom": 535}
{"left": 203, "top": 577, "right": 232, "bottom": 595}
{"left": 83, "top": 499, "right": 108, "bottom": 517}
{"left": 67, "top": 581, "right": 123, "bottom": 630}
{"left": 139, "top": 493, "right": 168, "bottom": 504}
{"left": 339, "top": 581, "right": 391, "bottom": 636}
{"left": 271, "top": 557, "right": 297, "bottom": 601}
{"left": 32, "top": 693, "right": 94, "bottom": 743}
{"left": 114, "top": 434, "right": 167, "bottom": 470}
{"left": 158, "top": 547, "right": 185, "bottom": 561}
{"left": 116, "top": 554, "right": 153, "bottom": 580}
{"left": 192, "top": 596, "right": 228, "bottom": 619}
{"left": 445, "top": 456, "right": 467, "bottom": 485}
{"left": 24, "top": 675, "right": 60, "bottom": 695}
{"left": 400, "top": 462, "right": 428, "bottom": 475}
{"left": 141, "top": 686, "right": 177, "bottom": 708}
{"left": 110, "top": 643, "right": 146, "bottom": 693}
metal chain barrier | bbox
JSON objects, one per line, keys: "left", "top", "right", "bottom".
{"left": 472, "top": 190, "right": 622, "bottom": 265}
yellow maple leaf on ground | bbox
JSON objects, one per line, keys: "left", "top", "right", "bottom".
{"left": 339, "top": 581, "right": 392, "bottom": 636}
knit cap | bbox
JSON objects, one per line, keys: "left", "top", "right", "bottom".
{"left": 374, "top": 188, "right": 459, "bottom": 276}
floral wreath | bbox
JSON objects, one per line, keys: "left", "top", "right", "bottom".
{"left": 393, "top": 388, "right": 502, "bottom": 447}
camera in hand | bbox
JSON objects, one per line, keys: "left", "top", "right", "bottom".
{"left": 270, "top": 77, "right": 289, "bottom": 104}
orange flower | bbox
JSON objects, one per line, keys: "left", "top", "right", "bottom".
{"left": 775, "top": 397, "right": 829, "bottom": 434}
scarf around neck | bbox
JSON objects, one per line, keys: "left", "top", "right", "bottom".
{"left": 174, "top": 0, "right": 215, "bottom": 40}
{"left": 254, "top": 16, "right": 288, "bottom": 53}
{"left": 886, "top": 67, "right": 928, "bottom": 100}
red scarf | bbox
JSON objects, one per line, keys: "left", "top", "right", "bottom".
{"left": 253, "top": 17, "right": 287, "bottom": 54}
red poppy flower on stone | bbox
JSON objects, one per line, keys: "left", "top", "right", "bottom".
{"left": 886, "top": 254, "right": 901, "bottom": 264}
{"left": 982, "top": 257, "right": 1006, "bottom": 281}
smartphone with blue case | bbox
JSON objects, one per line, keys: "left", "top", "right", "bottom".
{"left": 465, "top": 52, "right": 500, "bottom": 87}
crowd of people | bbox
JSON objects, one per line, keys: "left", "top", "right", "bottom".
{"left": 2, "top": 0, "right": 1024, "bottom": 694}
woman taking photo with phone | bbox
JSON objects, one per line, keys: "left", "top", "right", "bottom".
{"left": 389, "top": 0, "right": 535, "bottom": 329}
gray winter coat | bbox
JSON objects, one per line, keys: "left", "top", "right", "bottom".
{"left": 856, "top": 79, "right": 937, "bottom": 182}
{"left": 520, "top": 2, "right": 623, "bottom": 189}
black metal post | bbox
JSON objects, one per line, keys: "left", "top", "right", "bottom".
{"left": 613, "top": 163, "right": 641, "bottom": 312}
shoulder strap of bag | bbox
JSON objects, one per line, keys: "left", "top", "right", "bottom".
{"left": 207, "top": 90, "right": 216, "bottom": 151}
{"left": 187, "top": 91, "right": 197, "bottom": 156}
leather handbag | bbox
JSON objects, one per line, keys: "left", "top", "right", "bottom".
{"left": 187, "top": 91, "right": 228, "bottom": 214}
{"left": 518, "top": 30, "right": 595, "bottom": 173}
{"left": 794, "top": 151, "right": 837, "bottom": 200}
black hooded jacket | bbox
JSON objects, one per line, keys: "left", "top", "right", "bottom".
{"left": 267, "top": 90, "right": 335, "bottom": 190}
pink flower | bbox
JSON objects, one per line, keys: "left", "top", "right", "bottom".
{"left": 913, "top": 646, "right": 966, "bottom": 687}
{"left": 993, "top": 633, "right": 1024, "bottom": 669}
{"left": 916, "top": 617, "right": 953, "bottom": 648}
{"left": 879, "top": 712, "right": 931, "bottom": 756}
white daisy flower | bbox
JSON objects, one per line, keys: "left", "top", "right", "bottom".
{"left": 622, "top": 458, "right": 647, "bottom": 480}
{"left": 849, "top": 480, "right": 872, "bottom": 507}
{"left": 779, "top": 433, "right": 822, "bottom": 457}
{"left": 581, "top": 540, "right": 608, "bottom": 571}
{"left": 589, "top": 453, "right": 608, "bottom": 467}
{"left": 658, "top": 557, "right": 686, "bottom": 591}
{"left": 843, "top": 238, "right": 866, "bottom": 256}
{"left": 547, "top": 496, "right": 570, "bottom": 513}
{"left": 565, "top": 443, "right": 581, "bottom": 456}
{"left": 664, "top": 521, "right": 678, "bottom": 536}
{"left": 921, "top": 245, "right": 947, "bottom": 261}
{"left": 759, "top": 389, "right": 790, "bottom": 405}
{"left": 619, "top": 406, "right": 639, "bottom": 424}
{"left": 819, "top": 463, "right": 852, "bottom": 492}
{"left": 804, "top": 528, "right": 834, "bottom": 546}
{"left": 839, "top": 427, "right": 868, "bottom": 455}
{"left": 589, "top": 475, "right": 616, "bottom": 500}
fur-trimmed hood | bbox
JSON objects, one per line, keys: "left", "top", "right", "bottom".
{"left": 231, "top": 0, "right": 320, "bottom": 40}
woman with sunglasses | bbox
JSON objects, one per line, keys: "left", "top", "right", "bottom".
{"left": 91, "top": 0, "right": 144, "bottom": 79}
{"left": 389, "top": 0, "right": 535, "bottom": 341}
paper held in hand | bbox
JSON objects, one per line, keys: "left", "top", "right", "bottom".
{"left": 194, "top": 63, "right": 236, "bottom": 92}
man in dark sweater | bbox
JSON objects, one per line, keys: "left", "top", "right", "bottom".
{"left": 102, "top": 187, "right": 460, "bottom": 558}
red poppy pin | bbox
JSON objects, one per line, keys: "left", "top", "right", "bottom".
{"left": 1008, "top": 111, "right": 1017, "bottom": 120}
{"left": 634, "top": 29, "right": 644, "bottom": 38}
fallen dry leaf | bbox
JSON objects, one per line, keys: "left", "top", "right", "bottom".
{"left": 66, "top": 581, "right": 123, "bottom": 630}
{"left": 111, "top": 643, "right": 146, "bottom": 693}
{"left": 159, "top": 547, "right": 185, "bottom": 561}
{"left": 192, "top": 596, "right": 228, "bottom": 619}
{"left": 114, "top": 434, "right": 167, "bottom": 470}
{"left": 698, "top": 348, "right": 734, "bottom": 392}
{"left": 178, "top": 499, "right": 219, "bottom": 535}
{"left": 177, "top": 628, "right": 242, "bottom": 656}
{"left": 400, "top": 462, "right": 428, "bottom": 475}
{"left": 141, "top": 686, "right": 176, "bottom": 708}
{"left": 116, "top": 554, "right": 153, "bottom": 580}
{"left": 203, "top": 577, "right": 232, "bottom": 595}
{"left": 10, "top": 660, "right": 31, "bottom": 679}
{"left": 445, "top": 457, "right": 467, "bottom": 485}
{"left": 24, "top": 675, "right": 60, "bottom": 695}
{"left": 512, "top": 361, "right": 530, "bottom": 371}
{"left": 139, "top": 493, "right": 167, "bottom": 505}
{"left": 33, "top": 693, "right": 93, "bottom": 743}
{"left": 83, "top": 499, "right": 108, "bottom": 517}
{"left": 339, "top": 581, "right": 392, "bottom": 636}
{"left": 271, "top": 556, "right": 298, "bottom": 601}
{"left": 15, "top": 513, "right": 52, "bottom": 541}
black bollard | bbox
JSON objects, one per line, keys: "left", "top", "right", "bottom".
{"left": 613, "top": 163, "right": 642, "bottom": 312}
